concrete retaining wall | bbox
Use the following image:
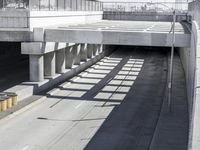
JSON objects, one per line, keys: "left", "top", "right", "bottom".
{"left": 179, "top": 1, "right": 200, "bottom": 150}
{"left": 0, "top": 10, "right": 103, "bottom": 30}
{"left": 29, "top": 11, "right": 103, "bottom": 30}
{"left": 178, "top": 10, "right": 200, "bottom": 150}
{"left": 188, "top": 1, "right": 200, "bottom": 28}
{"left": 0, "top": 10, "right": 29, "bottom": 28}
{"left": 103, "top": 11, "right": 187, "bottom": 22}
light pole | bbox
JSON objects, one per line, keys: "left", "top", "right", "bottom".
{"left": 168, "top": 10, "right": 176, "bottom": 112}
{"left": 147, "top": 2, "right": 176, "bottom": 112}
{"left": 3, "top": 0, "right": 4, "bottom": 9}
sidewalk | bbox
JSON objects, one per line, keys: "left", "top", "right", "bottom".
{"left": 0, "top": 95, "right": 46, "bottom": 121}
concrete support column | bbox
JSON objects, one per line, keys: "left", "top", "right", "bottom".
{"left": 80, "top": 44, "right": 87, "bottom": 61}
{"left": 98, "top": 44, "right": 103, "bottom": 54}
{"left": 56, "top": 48, "right": 66, "bottom": 73}
{"left": 74, "top": 44, "right": 81, "bottom": 65}
{"left": 29, "top": 55, "right": 44, "bottom": 82}
{"left": 66, "top": 46, "right": 74, "bottom": 69}
{"left": 93, "top": 44, "right": 99, "bottom": 56}
{"left": 44, "top": 52, "right": 56, "bottom": 77}
{"left": 87, "top": 44, "right": 94, "bottom": 58}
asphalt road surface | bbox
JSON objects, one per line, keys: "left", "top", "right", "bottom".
{"left": 0, "top": 46, "right": 188, "bottom": 150}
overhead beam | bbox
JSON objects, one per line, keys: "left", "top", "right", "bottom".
{"left": 45, "top": 29, "right": 191, "bottom": 48}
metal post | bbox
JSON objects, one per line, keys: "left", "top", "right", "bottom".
{"left": 168, "top": 10, "right": 176, "bottom": 112}
{"left": 39, "top": 0, "right": 41, "bottom": 11}
{"left": 49, "top": 0, "right": 50, "bottom": 11}
{"left": 3, "top": 0, "right": 4, "bottom": 9}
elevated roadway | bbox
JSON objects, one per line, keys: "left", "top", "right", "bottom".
{"left": 43, "top": 20, "right": 191, "bottom": 47}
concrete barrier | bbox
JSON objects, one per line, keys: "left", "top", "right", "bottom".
{"left": 0, "top": 10, "right": 103, "bottom": 30}
{"left": 103, "top": 11, "right": 187, "bottom": 22}
{"left": 178, "top": 20, "right": 200, "bottom": 150}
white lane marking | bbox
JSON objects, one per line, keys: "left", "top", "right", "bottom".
{"left": 22, "top": 146, "right": 29, "bottom": 150}
{"left": 144, "top": 24, "right": 156, "bottom": 32}
{"left": 75, "top": 101, "right": 85, "bottom": 109}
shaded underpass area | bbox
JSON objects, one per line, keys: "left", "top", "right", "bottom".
{"left": 0, "top": 42, "right": 29, "bottom": 91}
{"left": 0, "top": 46, "right": 188, "bottom": 150}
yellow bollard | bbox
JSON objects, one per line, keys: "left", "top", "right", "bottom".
{"left": 7, "top": 97, "right": 12, "bottom": 109}
{"left": 5, "top": 92, "right": 17, "bottom": 106}
{"left": 12, "top": 96, "right": 17, "bottom": 106}
{"left": 0, "top": 94, "right": 8, "bottom": 112}
{"left": 1, "top": 94, "right": 10, "bottom": 111}
{"left": 0, "top": 101, "right": 1, "bottom": 112}
{"left": 0, "top": 98, "right": 7, "bottom": 111}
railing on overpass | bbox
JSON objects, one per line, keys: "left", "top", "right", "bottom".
{"left": 103, "top": 1, "right": 188, "bottom": 13}
{"left": 0, "top": 0, "right": 103, "bottom": 11}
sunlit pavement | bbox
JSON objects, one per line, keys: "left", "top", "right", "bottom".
{"left": 0, "top": 47, "right": 188, "bottom": 150}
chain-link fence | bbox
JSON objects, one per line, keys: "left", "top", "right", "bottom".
{"left": 103, "top": 1, "right": 188, "bottom": 13}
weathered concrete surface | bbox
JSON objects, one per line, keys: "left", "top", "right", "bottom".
{"left": 45, "top": 21, "right": 191, "bottom": 47}
{"left": 0, "top": 47, "right": 188, "bottom": 150}
{"left": 178, "top": 4, "right": 200, "bottom": 147}
{"left": 29, "top": 55, "right": 44, "bottom": 82}
{"left": 0, "top": 31, "right": 31, "bottom": 42}
{"left": 188, "top": 0, "right": 200, "bottom": 28}
{"left": 21, "top": 42, "right": 69, "bottom": 55}
{"left": 103, "top": 11, "right": 187, "bottom": 22}
{"left": 0, "top": 10, "right": 103, "bottom": 29}
{"left": 0, "top": 10, "right": 103, "bottom": 42}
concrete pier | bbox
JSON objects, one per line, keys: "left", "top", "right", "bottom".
{"left": 87, "top": 44, "right": 94, "bottom": 58}
{"left": 65, "top": 46, "right": 75, "bottom": 69}
{"left": 29, "top": 55, "right": 44, "bottom": 82}
{"left": 80, "top": 44, "right": 88, "bottom": 61}
{"left": 74, "top": 44, "right": 81, "bottom": 65}
{"left": 93, "top": 44, "right": 99, "bottom": 56}
{"left": 56, "top": 48, "right": 66, "bottom": 73}
{"left": 98, "top": 44, "right": 103, "bottom": 54}
{"left": 44, "top": 52, "right": 56, "bottom": 78}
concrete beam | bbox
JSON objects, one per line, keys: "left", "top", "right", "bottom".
{"left": 45, "top": 29, "right": 191, "bottom": 48}
{"left": 21, "top": 42, "right": 69, "bottom": 55}
{"left": 0, "top": 31, "right": 31, "bottom": 42}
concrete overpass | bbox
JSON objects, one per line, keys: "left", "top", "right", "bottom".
{"left": 43, "top": 20, "right": 190, "bottom": 47}
{"left": 0, "top": 0, "right": 200, "bottom": 150}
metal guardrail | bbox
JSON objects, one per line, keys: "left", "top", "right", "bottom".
{"left": 103, "top": 1, "right": 188, "bottom": 13}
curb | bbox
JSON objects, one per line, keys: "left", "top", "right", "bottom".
{"left": 0, "top": 96, "right": 46, "bottom": 124}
